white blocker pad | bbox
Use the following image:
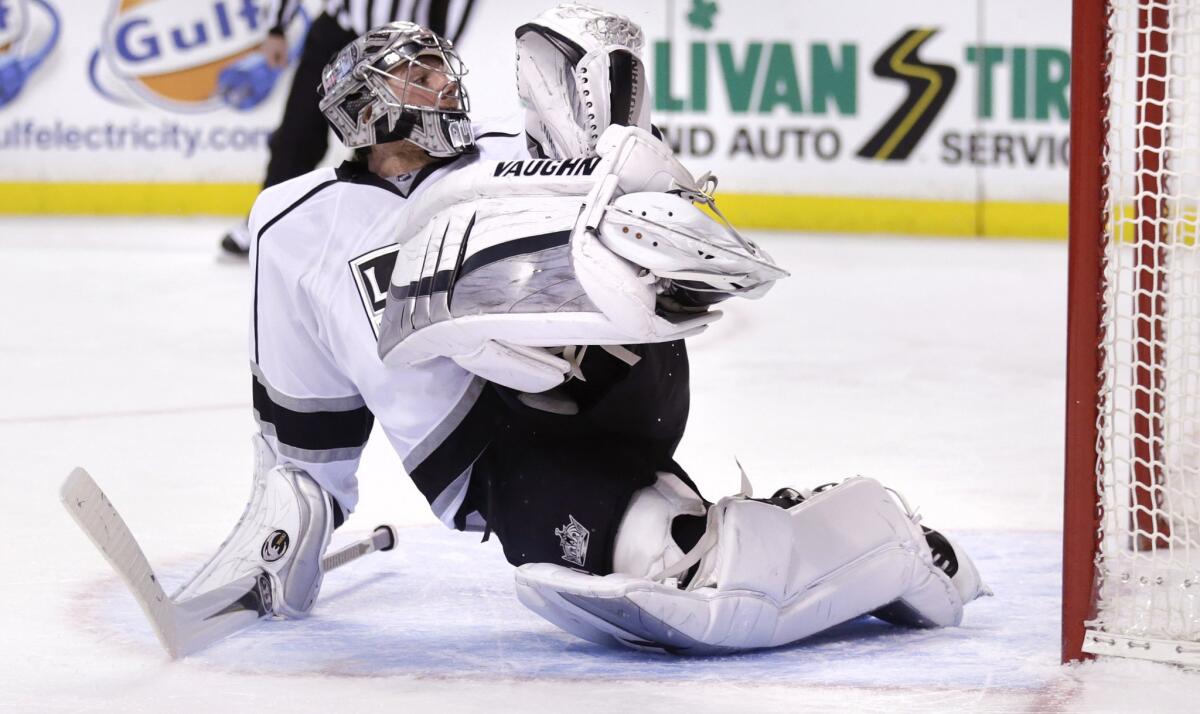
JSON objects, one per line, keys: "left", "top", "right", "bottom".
{"left": 514, "top": 477, "right": 965, "bottom": 655}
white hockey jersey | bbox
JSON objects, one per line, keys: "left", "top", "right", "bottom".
{"left": 247, "top": 122, "right": 528, "bottom": 526}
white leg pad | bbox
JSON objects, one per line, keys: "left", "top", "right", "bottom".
{"left": 515, "top": 477, "right": 964, "bottom": 654}
{"left": 174, "top": 435, "right": 334, "bottom": 617}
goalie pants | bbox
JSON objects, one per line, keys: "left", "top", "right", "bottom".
{"left": 461, "top": 340, "right": 700, "bottom": 575}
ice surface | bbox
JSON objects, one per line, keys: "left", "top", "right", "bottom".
{"left": 1, "top": 217, "right": 1198, "bottom": 712}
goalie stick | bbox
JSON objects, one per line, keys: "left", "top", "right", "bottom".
{"left": 60, "top": 467, "right": 397, "bottom": 658}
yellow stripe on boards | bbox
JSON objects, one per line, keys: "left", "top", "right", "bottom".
{"left": 714, "top": 194, "right": 1067, "bottom": 239}
{"left": 979, "top": 200, "right": 1068, "bottom": 240}
{"left": 0, "top": 183, "right": 1069, "bottom": 239}
{"left": 0, "top": 183, "right": 260, "bottom": 215}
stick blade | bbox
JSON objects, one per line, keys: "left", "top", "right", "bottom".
{"left": 61, "top": 471, "right": 397, "bottom": 658}
{"left": 171, "top": 572, "right": 273, "bottom": 657}
{"left": 60, "top": 467, "right": 181, "bottom": 658}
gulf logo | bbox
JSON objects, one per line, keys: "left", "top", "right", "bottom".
{"left": 97, "top": 0, "right": 273, "bottom": 111}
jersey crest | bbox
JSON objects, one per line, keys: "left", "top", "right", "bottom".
{"left": 349, "top": 244, "right": 400, "bottom": 339}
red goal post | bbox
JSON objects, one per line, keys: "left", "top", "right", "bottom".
{"left": 1063, "top": 0, "right": 1107, "bottom": 665}
{"left": 1065, "top": 0, "right": 1200, "bottom": 666}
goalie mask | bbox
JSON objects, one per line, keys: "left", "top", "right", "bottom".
{"left": 515, "top": 4, "right": 650, "bottom": 159}
{"left": 318, "top": 22, "right": 474, "bottom": 157}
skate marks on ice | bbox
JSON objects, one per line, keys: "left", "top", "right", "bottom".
{"left": 70, "top": 526, "right": 1058, "bottom": 688}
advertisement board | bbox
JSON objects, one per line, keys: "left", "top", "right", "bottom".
{"left": 0, "top": 0, "right": 1072, "bottom": 237}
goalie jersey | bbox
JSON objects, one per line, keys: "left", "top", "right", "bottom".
{"left": 248, "top": 123, "right": 529, "bottom": 526}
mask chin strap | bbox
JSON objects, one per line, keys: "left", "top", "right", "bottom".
{"left": 408, "top": 110, "right": 474, "bottom": 157}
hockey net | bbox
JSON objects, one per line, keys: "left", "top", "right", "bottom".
{"left": 1065, "top": 0, "right": 1200, "bottom": 665}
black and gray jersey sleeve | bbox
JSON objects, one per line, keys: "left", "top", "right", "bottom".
{"left": 249, "top": 178, "right": 372, "bottom": 512}
{"left": 251, "top": 363, "right": 373, "bottom": 467}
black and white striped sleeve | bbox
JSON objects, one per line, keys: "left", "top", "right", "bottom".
{"left": 328, "top": 0, "right": 476, "bottom": 41}
{"left": 267, "top": 0, "right": 304, "bottom": 34}
{"left": 416, "top": 0, "right": 476, "bottom": 43}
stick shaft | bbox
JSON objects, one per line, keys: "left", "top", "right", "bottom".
{"left": 323, "top": 525, "right": 396, "bottom": 571}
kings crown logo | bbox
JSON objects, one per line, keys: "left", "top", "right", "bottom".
{"left": 0, "top": 0, "right": 61, "bottom": 109}
{"left": 555, "top": 515, "right": 590, "bottom": 568}
{"left": 88, "top": 0, "right": 308, "bottom": 113}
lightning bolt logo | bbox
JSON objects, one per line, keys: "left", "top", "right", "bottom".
{"left": 857, "top": 28, "right": 957, "bottom": 161}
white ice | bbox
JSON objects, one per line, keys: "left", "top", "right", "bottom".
{"left": 2, "top": 217, "right": 1198, "bottom": 713}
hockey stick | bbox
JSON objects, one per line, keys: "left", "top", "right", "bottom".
{"left": 60, "top": 467, "right": 397, "bottom": 658}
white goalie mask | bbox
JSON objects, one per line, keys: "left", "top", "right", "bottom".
{"left": 515, "top": 4, "right": 651, "bottom": 159}
{"left": 318, "top": 22, "right": 474, "bottom": 157}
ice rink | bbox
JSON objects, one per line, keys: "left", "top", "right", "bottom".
{"left": 3, "top": 217, "right": 1198, "bottom": 712}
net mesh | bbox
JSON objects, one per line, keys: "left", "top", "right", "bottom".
{"left": 1093, "top": 0, "right": 1200, "bottom": 648}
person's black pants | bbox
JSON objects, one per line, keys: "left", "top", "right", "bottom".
{"left": 263, "top": 13, "right": 357, "bottom": 189}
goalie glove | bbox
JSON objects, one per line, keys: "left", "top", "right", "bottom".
{"left": 376, "top": 126, "right": 789, "bottom": 391}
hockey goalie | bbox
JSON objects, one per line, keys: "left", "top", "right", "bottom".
{"left": 362, "top": 6, "right": 990, "bottom": 653}
{"left": 65, "top": 4, "right": 989, "bottom": 658}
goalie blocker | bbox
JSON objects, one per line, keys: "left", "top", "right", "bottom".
{"left": 375, "top": 124, "right": 789, "bottom": 393}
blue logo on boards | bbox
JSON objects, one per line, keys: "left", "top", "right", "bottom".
{"left": 112, "top": 0, "right": 265, "bottom": 63}
{"left": 0, "top": 0, "right": 61, "bottom": 109}
{"left": 88, "top": 0, "right": 309, "bottom": 113}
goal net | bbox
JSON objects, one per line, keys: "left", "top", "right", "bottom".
{"left": 1065, "top": 0, "right": 1200, "bottom": 665}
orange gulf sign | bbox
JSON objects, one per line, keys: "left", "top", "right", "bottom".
{"left": 99, "top": 0, "right": 272, "bottom": 110}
